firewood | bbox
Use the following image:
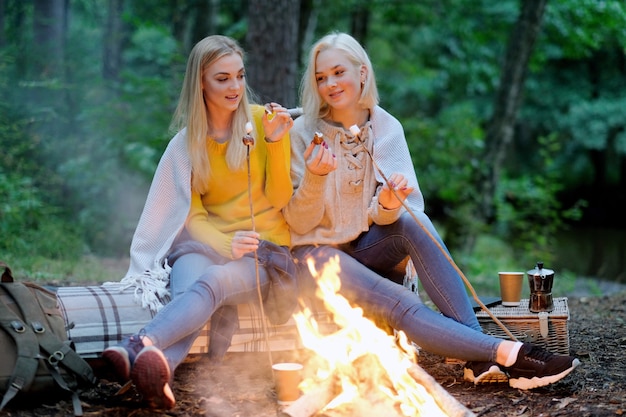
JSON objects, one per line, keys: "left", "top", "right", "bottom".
{"left": 407, "top": 364, "right": 476, "bottom": 417}
{"left": 279, "top": 375, "right": 337, "bottom": 417}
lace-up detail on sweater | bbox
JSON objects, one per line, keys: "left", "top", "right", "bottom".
{"left": 339, "top": 125, "right": 371, "bottom": 188}
{"left": 285, "top": 105, "right": 426, "bottom": 247}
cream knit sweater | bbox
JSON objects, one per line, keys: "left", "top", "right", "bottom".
{"left": 284, "top": 105, "right": 425, "bottom": 247}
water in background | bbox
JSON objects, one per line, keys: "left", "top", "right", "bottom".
{"left": 554, "top": 227, "right": 626, "bottom": 284}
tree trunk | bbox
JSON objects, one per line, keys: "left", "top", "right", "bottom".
{"left": 0, "top": 0, "right": 5, "bottom": 48}
{"left": 245, "top": 0, "right": 300, "bottom": 107}
{"left": 350, "top": 2, "right": 369, "bottom": 45}
{"left": 479, "top": 0, "right": 548, "bottom": 223}
{"left": 298, "top": 0, "right": 318, "bottom": 64}
{"left": 5, "top": 0, "right": 27, "bottom": 75}
{"left": 33, "top": 0, "right": 67, "bottom": 79}
{"left": 32, "top": 0, "right": 67, "bottom": 135}
{"left": 190, "top": 0, "right": 219, "bottom": 50}
{"left": 103, "top": 0, "right": 125, "bottom": 82}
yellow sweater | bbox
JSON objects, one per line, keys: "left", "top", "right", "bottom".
{"left": 186, "top": 105, "right": 292, "bottom": 258}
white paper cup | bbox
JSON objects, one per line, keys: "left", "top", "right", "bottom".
{"left": 272, "top": 363, "right": 303, "bottom": 405}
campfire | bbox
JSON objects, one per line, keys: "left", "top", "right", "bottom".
{"left": 280, "top": 256, "right": 475, "bottom": 417}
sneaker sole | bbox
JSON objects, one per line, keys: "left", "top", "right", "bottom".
{"left": 131, "top": 346, "right": 176, "bottom": 409}
{"left": 102, "top": 346, "right": 131, "bottom": 381}
{"left": 509, "top": 358, "right": 580, "bottom": 390}
{"left": 464, "top": 365, "right": 509, "bottom": 384}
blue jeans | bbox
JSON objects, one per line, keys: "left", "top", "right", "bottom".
{"left": 293, "top": 211, "right": 501, "bottom": 362}
{"left": 143, "top": 253, "right": 270, "bottom": 371}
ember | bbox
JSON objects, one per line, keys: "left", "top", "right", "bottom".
{"left": 281, "top": 256, "right": 475, "bottom": 417}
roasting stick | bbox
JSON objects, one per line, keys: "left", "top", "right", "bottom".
{"left": 346, "top": 125, "right": 517, "bottom": 341}
{"left": 243, "top": 121, "right": 274, "bottom": 369}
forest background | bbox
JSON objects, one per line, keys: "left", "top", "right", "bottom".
{"left": 1, "top": 0, "right": 625, "bottom": 297}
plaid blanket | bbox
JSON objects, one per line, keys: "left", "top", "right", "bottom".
{"left": 57, "top": 260, "right": 417, "bottom": 359}
{"left": 56, "top": 283, "right": 333, "bottom": 359}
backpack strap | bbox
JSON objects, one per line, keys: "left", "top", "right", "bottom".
{"left": 1, "top": 284, "right": 96, "bottom": 385}
{"left": 0, "top": 283, "right": 96, "bottom": 416}
{"left": 0, "top": 296, "right": 41, "bottom": 411}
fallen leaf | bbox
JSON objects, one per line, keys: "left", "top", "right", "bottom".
{"left": 554, "top": 397, "right": 577, "bottom": 409}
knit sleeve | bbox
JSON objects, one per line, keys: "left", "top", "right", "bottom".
{"left": 368, "top": 185, "right": 404, "bottom": 226}
{"left": 257, "top": 107, "right": 293, "bottom": 209}
{"left": 370, "top": 106, "right": 425, "bottom": 214}
{"left": 283, "top": 118, "right": 329, "bottom": 236}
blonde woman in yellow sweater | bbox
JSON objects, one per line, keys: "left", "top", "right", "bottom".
{"left": 103, "top": 35, "right": 295, "bottom": 410}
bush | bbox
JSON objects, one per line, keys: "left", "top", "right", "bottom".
{"left": 0, "top": 170, "right": 84, "bottom": 260}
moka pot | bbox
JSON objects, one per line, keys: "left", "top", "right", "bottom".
{"left": 527, "top": 262, "right": 554, "bottom": 313}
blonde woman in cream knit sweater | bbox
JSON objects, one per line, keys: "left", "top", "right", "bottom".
{"left": 284, "top": 32, "right": 579, "bottom": 391}
{"left": 103, "top": 35, "right": 296, "bottom": 410}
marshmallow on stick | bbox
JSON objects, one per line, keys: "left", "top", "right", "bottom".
{"left": 265, "top": 105, "right": 276, "bottom": 121}
{"left": 243, "top": 121, "right": 254, "bottom": 146}
{"left": 312, "top": 131, "right": 324, "bottom": 145}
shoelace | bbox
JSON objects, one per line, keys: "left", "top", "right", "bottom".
{"left": 524, "top": 345, "right": 553, "bottom": 363}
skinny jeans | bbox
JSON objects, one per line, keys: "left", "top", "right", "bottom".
{"left": 143, "top": 252, "right": 269, "bottom": 372}
{"left": 293, "top": 211, "right": 501, "bottom": 362}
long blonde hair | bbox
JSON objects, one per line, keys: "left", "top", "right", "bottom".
{"left": 170, "top": 35, "right": 254, "bottom": 194}
{"left": 300, "top": 32, "right": 379, "bottom": 125}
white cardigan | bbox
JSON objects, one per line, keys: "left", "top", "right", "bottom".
{"left": 106, "top": 129, "right": 191, "bottom": 312}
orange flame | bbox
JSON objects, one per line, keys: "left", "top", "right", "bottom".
{"left": 293, "top": 256, "right": 449, "bottom": 416}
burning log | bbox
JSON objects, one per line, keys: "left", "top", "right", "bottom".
{"left": 279, "top": 375, "right": 338, "bottom": 417}
{"left": 280, "top": 358, "right": 475, "bottom": 417}
{"left": 407, "top": 364, "right": 475, "bottom": 417}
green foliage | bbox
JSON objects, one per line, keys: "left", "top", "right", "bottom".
{"left": 107, "top": 24, "right": 182, "bottom": 176}
{"left": 0, "top": 172, "right": 42, "bottom": 238}
{"left": 0, "top": 170, "right": 84, "bottom": 259}
{"left": 402, "top": 102, "right": 484, "bottom": 206}
{"left": 541, "top": 0, "right": 626, "bottom": 61}
{"left": 123, "top": 26, "right": 180, "bottom": 76}
{"left": 559, "top": 97, "right": 626, "bottom": 152}
{"left": 3, "top": 254, "right": 128, "bottom": 285}
{"left": 456, "top": 234, "right": 519, "bottom": 297}
{"left": 494, "top": 134, "right": 585, "bottom": 264}
{"left": 0, "top": 58, "right": 85, "bottom": 261}
{"left": 52, "top": 23, "right": 182, "bottom": 254}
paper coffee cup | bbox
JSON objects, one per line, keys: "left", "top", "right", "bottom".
{"left": 272, "top": 362, "right": 303, "bottom": 405}
{"left": 499, "top": 272, "right": 524, "bottom": 307}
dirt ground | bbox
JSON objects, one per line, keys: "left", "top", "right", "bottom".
{"left": 2, "top": 291, "right": 625, "bottom": 417}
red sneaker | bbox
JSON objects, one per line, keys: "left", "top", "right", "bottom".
{"left": 130, "top": 346, "right": 176, "bottom": 409}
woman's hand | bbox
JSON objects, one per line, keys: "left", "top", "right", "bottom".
{"left": 231, "top": 230, "right": 260, "bottom": 259}
{"left": 263, "top": 103, "right": 294, "bottom": 142}
{"left": 378, "top": 173, "right": 414, "bottom": 210}
{"left": 304, "top": 139, "right": 337, "bottom": 176}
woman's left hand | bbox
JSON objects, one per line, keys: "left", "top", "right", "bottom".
{"left": 231, "top": 230, "right": 260, "bottom": 259}
{"left": 379, "top": 173, "right": 414, "bottom": 210}
{"left": 262, "top": 103, "right": 294, "bottom": 142}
